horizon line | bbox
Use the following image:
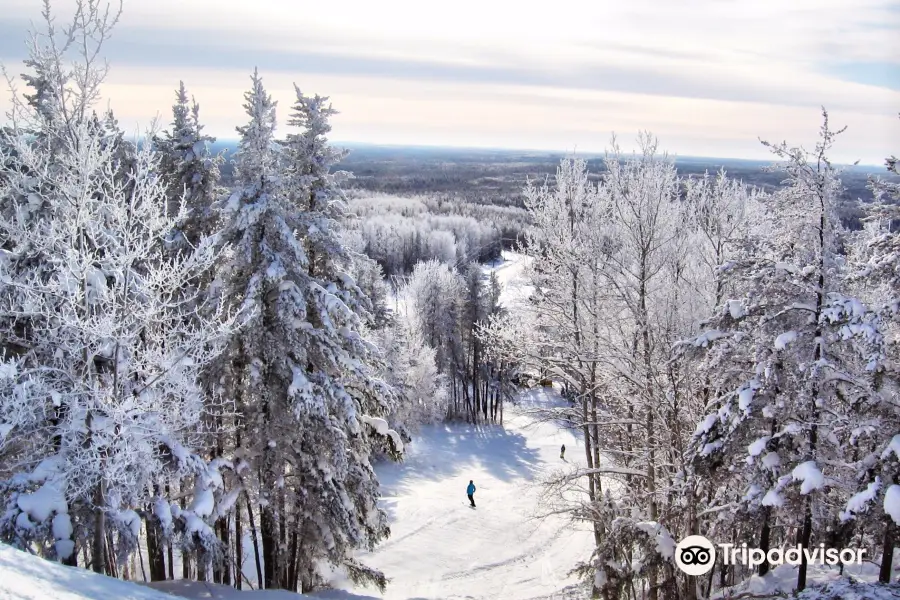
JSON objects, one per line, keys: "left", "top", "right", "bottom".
{"left": 194, "top": 138, "right": 886, "bottom": 171}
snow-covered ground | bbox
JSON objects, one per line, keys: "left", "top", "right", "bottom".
{"left": 711, "top": 560, "right": 900, "bottom": 599}
{"left": 325, "top": 387, "right": 594, "bottom": 600}
{"left": 0, "top": 543, "right": 175, "bottom": 600}
{"left": 0, "top": 542, "right": 377, "bottom": 599}
{"left": 482, "top": 251, "right": 533, "bottom": 311}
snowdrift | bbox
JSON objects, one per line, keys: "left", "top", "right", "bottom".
{"left": 0, "top": 543, "right": 370, "bottom": 600}
{"left": 0, "top": 542, "right": 174, "bottom": 600}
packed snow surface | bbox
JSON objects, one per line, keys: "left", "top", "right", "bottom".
{"left": 328, "top": 386, "right": 595, "bottom": 599}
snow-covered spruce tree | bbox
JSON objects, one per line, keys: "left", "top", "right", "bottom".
{"left": 147, "top": 80, "right": 231, "bottom": 584}
{"left": 0, "top": 0, "right": 235, "bottom": 577}
{"left": 681, "top": 110, "right": 871, "bottom": 592}
{"left": 210, "top": 72, "right": 402, "bottom": 592}
{"left": 152, "top": 81, "right": 223, "bottom": 251}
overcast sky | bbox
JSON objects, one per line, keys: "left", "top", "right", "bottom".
{"left": 1, "top": 0, "right": 899, "bottom": 164}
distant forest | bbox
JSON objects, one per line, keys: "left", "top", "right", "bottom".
{"left": 209, "top": 141, "right": 899, "bottom": 230}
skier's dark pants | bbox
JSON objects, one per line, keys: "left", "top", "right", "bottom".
{"left": 468, "top": 493, "right": 475, "bottom": 507}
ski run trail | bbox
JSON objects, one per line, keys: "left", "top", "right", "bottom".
{"left": 0, "top": 386, "right": 594, "bottom": 600}
{"left": 330, "top": 387, "right": 595, "bottom": 600}
{"left": 330, "top": 251, "right": 596, "bottom": 599}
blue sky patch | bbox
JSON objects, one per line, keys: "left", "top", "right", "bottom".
{"left": 825, "top": 61, "right": 900, "bottom": 91}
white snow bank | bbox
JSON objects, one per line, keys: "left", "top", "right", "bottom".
{"left": 147, "top": 579, "right": 313, "bottom": 598}
{"left": 0, "top": 542, "right": 367, "bottom": 600}
{"left": 713, "top": 560, "right": 900, "bottom": 600}
{"left": 0, "top": 542, "right": 172, "bottom": 600}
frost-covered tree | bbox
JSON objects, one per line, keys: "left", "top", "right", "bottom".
{"left": 682, "top": 110, "right": 876, "bottom": 591}
{"left": 374, "top": 319, "right": 449, "bottom": 439}
{"left": 209, "top": 72, "right": 402, "bottom": 593}
{"left": 399, "top": 259, "right": 467, "bottom": 415}
{"left": 146, "top": 81, "right": 228, "bottom": 582}
{"left": 152, "top": 81, "right": 223, "bottom": 251}
{"left": 0, "top": 0, "right": 234, "bottom": 576}
{"left": 502, "top": 140, "right": 698, "bottom": 599}
{"left": 832, "top": 118, "right": 900, "bottom": 584}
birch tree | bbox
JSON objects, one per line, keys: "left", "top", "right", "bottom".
{"left": 0, "top": 0, "right": 234, "bottom": 576}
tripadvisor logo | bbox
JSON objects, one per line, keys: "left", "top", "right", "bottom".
{"left": 675, "top": 535, "right": 716, "bottom": 576}
{"left": 674, "top": 535, "right": 868, "bottom": 576}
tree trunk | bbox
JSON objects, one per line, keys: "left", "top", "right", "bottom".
{"left": 146, "top": 515, "right": 167, "bottom": 581}
{"left": 278, "top": 486, "right": 288, "bottom": 589}
{"left": 880, "top": 521, "right": 894, "bottom": 584}
{"left": 287, "top": 530, "right": 299, "bottom": 591}
{"left": 472, "top": 339, "right": 480, "bottom": 423}
{"left": 245, "top": 492, "right": 263, "bottom": 588}
{"left": 92, "top": 481, "right": 106, "bottom": 575}
{"left": 165, "top": 485, "right": 174, "bottom": 580}
{"left": 797, "top": 497, "right": 813, "bottom": 591}
{"left": 198, "top": 554, "right": 208, "bottom": 582}
{"left": 798, "top": 160, "right": 827, "bottom": 593}
{"left": 758, "top": 507, "right": 772, "bottom": 576}
{"left": 235, "top": 497, "right": 244, "bottom": 589}
{"left": 261, "top": 502, "right": 278, "bottom": 589}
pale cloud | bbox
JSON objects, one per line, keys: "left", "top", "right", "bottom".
{"left": 0, "top": 0, "right": 898, "bottom": 164}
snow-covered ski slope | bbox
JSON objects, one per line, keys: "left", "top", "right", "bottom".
{"left": 331, "top": 387, "right": 595, "bottom": 600}
{"left": 482, "top": 251, "right": 533, "bottom": 312}
{"left": 323, "top": 253, "right": 595, "bottom": 599}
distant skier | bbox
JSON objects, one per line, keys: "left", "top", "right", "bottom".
{"left": 467, "top": 480, "right": 476, "bottom": 507}
{"left": 560, "top": 444, "right": 566, "bottom": 460}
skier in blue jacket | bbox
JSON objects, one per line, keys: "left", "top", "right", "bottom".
{"left": 467, "top": 480, "right": 476, "bottom": 507}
